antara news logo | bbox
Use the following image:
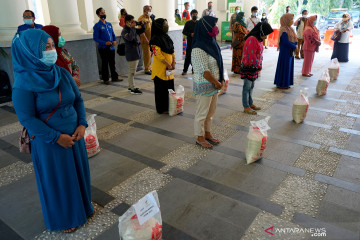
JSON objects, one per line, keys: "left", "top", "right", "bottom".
{"left": 265, "top": 226, "right": 327, "bottom": 237}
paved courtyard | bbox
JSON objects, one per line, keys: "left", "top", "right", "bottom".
{"left": 1, "top": 39, "right": 360, "bottom": 240}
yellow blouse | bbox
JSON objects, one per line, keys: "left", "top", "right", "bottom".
{"left": 151, "top": 45, "right": 175, "bottom": 80}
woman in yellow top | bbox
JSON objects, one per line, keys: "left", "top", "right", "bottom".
{"left": 149, "top": 18, "right": 176, "bottom": 114}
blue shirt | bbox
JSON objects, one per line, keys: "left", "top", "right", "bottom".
{"left": 93, "top": 20, "right": 117, "bottom": 50}
{"left": 17, "top": 23, "right": 43, "bottom": 32}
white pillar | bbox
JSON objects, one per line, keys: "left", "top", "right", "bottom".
{"left": 77, "top": 0, "right": 95, "bottom": 32}
{"left": 150, "top": 0, "right": 176, "bottom": 28}
{"left": 123, "top": 0, "right": 149, "bottom": 20}
{"left": 40, "top": 0, "right": 51, "bottom": 25}
{"left": 47, "top": 0, "right": 86, "bottom": 35}
{"left": 244, "top": 0, "right": 259, "bottom": 19}
{"left": 0, "top": 0, "right": 28, "bottom": 41}
{"left": 195, "top": 0, "right": 207, "bottom": 13}
{"left": 92, "top": 0, "right": 121, "bottom": 34}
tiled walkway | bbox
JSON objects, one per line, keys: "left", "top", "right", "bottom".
{"left": 1, "top": 45, "right": 360, "bottom": 240}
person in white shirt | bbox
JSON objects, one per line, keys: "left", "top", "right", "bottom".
{"left": 245, "top": 6, "right": 260, "bottom": 33}
{"left": 294, "top": 9, "right": 308, "bottom": 59}
{"left": 202, "top": 1, "right": 216, "bottom": 17}
{"left": 331, "top": 13, "right": 354, "bottom": 62}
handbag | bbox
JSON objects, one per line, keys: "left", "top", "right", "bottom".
{"left": 117, "top": 36, "right": 126, "bottom": 56}
{"left": 231, "top": 39, "right": 241, "bottom": 48}
{"left": 19, "top": 88, "right": 62, "bottom": 154}
{"left": 331, "top": 30, "right": 341, "bottom": 42}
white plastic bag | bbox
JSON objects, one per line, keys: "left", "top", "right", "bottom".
{"left": 219, "top": 69, "right": 229, "bottom": 95}
{"left": 84, "top": 114, "right": 100, "bottom": 158}
{"left": 168, "top": 85, "right": 185, "bottom": 117}
{"left": 316, "top": 70, "right": 330, "bottom": 96}
{"left": 328, "top": 58, "right": 340, "bottom": 81}
{"left": 119, "top": 191, "right": 162, "bottom": 240}
{"left": 245, "top": 117, "right": 270, "bottom": 164}
{"left": 292, "top": 88, "right": 309, "bottom": 124}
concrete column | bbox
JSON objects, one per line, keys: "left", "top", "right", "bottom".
{"left": 47, "top": 0, "right": 86, "bottom": 35}
{"left": 150, "top": 0, "right": 176, "bottom": 27}
{"left": 77, "top": 0, "right": 95, "bottom": 32}
{"left": 0, "top": 0, "right": 29, "bottom": 41}
{"left": 92, "top": 0, "right": 121, "bottom": 34}
{"left": 244, "top": 0, "right": 259, "bottom": 18}
{"left": 123, "top": 0, "right": 149, "bottom": 20}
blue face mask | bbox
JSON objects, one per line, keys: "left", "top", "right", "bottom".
{"left": 313, "top": 21, "right": 317, "bottom": 26}
{"left": 24, "top": 19, "right": 33, "bottom": 25}
{"left": 40, "top": 50, "right": 57, "bottom": 66}
{"left": 252, "top": 13, "right": 257, "bottom": 17}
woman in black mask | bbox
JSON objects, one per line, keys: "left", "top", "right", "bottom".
{"left": 149, "top": 18, "right": 176, "bottom": 114}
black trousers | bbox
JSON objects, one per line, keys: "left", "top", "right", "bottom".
{"left": 99, "top": 47, "right": 118, "bottom": 82}
{"left": 153, "top": 76, "right": 174, "bottom": 114}
{"left": 183, "top": 46, "right": 192, "bottom": 72}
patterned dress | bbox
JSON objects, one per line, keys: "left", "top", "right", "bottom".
{"left": 231, "top": 22, "right": 247, "bottom": 74}
{"left": 60, "top": 49, "right": 80, "bottom": 87}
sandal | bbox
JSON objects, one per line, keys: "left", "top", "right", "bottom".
{"left": 196, "top": 141, "right": 213, "bottom": 149}
{"left": 205, "top": 137, "right": 220, "bottom": 145}
{"left": 244, "top": 109, "right": 257, "bottom": 115}
{"left": 302, "top": 74, "right": 311, "bottom": 77}
{"left": 250, "top": 105, "right": 261, "bottom": 110}
{"left": 62, "top": 227, "right": 77, "bottom": 233}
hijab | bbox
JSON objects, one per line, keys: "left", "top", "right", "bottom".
{"left": 42, "top": 25, "right": 71, "bottom": 73}
{"left": 149, "top": 18, "right": 174, "bottom": 55}
{"left": 11, "top": 29, "right": 63, "bottom": 92}
{"left": 278, "top": 13, "right": 298, "bottom": 50}
{"left": 244, "top": 22, "right": 274, "bottom": 41}
{"left": 303, "top": 15, "right": 320, "bottom": 40}
{"left": 235, "top": 12, "right": 247, "bottom": 28}
{"left": 192, "top": 16, "right": 223, "bottom": 82}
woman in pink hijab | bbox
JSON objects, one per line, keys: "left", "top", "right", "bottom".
{"left": 302, "top": 15, "right": 321, "bottom": 77}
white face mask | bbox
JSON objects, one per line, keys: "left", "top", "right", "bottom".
{"left": 302, "top": 14, "right": 308, "bottom": 18}
{"left": 252, "top": 12, "right": 257, "bottom": 17}
{"left": 236, "top": 10, "right": 240, "bottom": 14}
{"left": 147, "top": 12, "right": 152, "bottom": 16}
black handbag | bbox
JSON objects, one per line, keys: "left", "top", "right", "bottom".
{"left": 117, "top": 37, "right": 125, "bottom": 56}
{"left": 331, "top": 30, "right": 342, "bottom": 42}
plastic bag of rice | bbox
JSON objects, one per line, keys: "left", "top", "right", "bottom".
{"left": 328, "top": 58, "right": 340, "bottom": 81}
{"left": 292, "top": 88, "right": 309, "bottom": 124}
{"left": 219, "top": 69, "right": 229, "bottom": 95}
{"left": 245, "top": 117, "right": 270, "bottom": 164}
{"left": 119, "top": 191, "right": 162, "bottom": 240}
{"left": 168, "top": 85, "right": 185, "bottom": 117}
{"left": 316, "top": 70, "right": 330, "bottom": 96}
{"left": 84, "top": 114, "right": 100, "bottom": 158}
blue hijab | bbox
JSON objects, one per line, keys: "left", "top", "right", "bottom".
{"left": 192, "top": 16, "right": 223, "bottom": 82}
{"left": 11, "top": 29, "right": 63, "bottom": 92}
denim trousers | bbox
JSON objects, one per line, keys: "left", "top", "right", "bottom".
{"left": 242, "top": 78, "right": 255, "bottom": 108}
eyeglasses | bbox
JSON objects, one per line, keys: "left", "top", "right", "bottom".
{"left": 23, "top": 16, "right": 33, "bottom": 19}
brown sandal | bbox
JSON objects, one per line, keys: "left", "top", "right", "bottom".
{"left": 62, "top": 227, "right": 77, "bottom": 233}
{"left": 244, "top": 109, "right": 257, "bottom": 115}
{"left": 196, "top": 141, "right": 213, "bottom": 149}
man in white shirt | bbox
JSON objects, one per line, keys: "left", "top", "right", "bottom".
{"left": 245, "top": 6, "right": 260, "bottom": 32}
{"left": 202, "top": 1, "right": 216, "bottom": 17}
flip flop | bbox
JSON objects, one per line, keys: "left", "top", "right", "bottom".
{"left": 244, "top": 109, "right": 257, "bottom": 115}
{"left": 196, "top": 141, "right": 213, "bottom": 149}
{"left": 205, "top": 138, "right": 220, "bottom": 145}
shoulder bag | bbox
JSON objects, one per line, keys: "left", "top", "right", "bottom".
{"left": 331, "top": 30, "right": 342, "bottom": 42}
{"left": 20, "top": 88, "right": 62, "bottom": 154}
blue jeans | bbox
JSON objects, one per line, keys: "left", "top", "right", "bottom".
{"left": 242, "top": 78, "right": 255, "bottom": 108}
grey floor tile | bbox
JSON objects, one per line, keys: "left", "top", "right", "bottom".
{"left": 333, "top": 156, "right": 360, "bottom": 185}
{"left": 324, "top": 185, "right": 360, "bottom": 212}
{"left": 0, "top": 174, "right": 46, "bottom": 239}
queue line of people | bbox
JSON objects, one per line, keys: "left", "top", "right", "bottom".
{"left": 9, "top": 4, "right": 354, "bottom": 235}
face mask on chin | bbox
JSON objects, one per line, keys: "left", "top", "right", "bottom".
{"left": 40, "top": 50, "right": 58, "bottom": 66}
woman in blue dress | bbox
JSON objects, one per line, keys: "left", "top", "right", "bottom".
{"left": 274, "top": 13, "right": 298, "bottom": 89}
{"left": 11, "top": 29, "right": 93, "bottom": 233}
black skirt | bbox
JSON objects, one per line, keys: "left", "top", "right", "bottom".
{"left": 331, "top": 41, "right": 349, "bottom": 62}
{"left": 153, "top": 76, "right": 174, "bottom": 114}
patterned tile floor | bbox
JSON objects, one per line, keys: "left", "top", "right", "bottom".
{"left": 1, "top": 38, "right": 360, "bottom": 240}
